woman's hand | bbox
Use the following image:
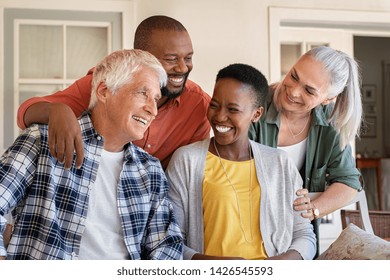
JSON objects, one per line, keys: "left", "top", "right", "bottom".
{"left": 294, "top": 188, "right": 315, "bottom": 220}
{"left": 48, "top": 103, "right": 84, "bottom": 169}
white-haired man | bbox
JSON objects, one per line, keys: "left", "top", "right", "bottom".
{"left": 0, "top": 49, "right": 183, "bottom": 260}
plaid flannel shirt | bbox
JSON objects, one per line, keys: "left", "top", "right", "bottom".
{"left": 0, "top": 113, "right": 183, "bottom": 260}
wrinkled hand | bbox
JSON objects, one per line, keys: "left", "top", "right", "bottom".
{"left": 48, "top": 103, "right": 84, "bottom": 169}
{"left": 293, "top": 188, "right": 314, "bottom": 220}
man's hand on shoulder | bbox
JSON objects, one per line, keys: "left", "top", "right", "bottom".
{"left": 48, "top": 103, "right": 84, "bottom": 169}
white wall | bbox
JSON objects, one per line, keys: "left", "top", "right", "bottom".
{"left": 3, "top": 0, "right": 390, "bottom": 95}
{"left": 132, "top": 0, "right": 390, "bottom": 94}
{"left": 2, "top": 0, "right": 390, "bottom": 148}
{"left": 133, "top": 0, "right": 265, "bottom": 95}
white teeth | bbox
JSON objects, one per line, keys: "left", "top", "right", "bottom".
{"left": 287, "top": 95, "right": 297, "bottom": 103}
{"left": 169, "top": 76, "right": 184, "bottom": 83}
{"left": 132, "top": 116, "right": 147, "bottom": 125}
{"left": 215, "top": 125, "right": 232, "bottom": 133}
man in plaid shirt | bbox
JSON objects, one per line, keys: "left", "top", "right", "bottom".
{"left": 0, "top": 49, "right": 183, "bottom": 260}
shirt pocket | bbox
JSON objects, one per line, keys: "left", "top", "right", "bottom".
{"left": 310, "top": 165, "right": 327, "bottom": 192}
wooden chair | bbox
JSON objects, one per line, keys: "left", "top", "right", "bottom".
{"left": 341, "top": 209, "right": 390, "bottom": 241}
{"left": 309, "top": 189, "right": 374, "bottom": 234}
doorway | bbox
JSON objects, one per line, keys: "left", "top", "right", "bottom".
{"left": 354, "top": 36, "right": 390, "bottom": 212}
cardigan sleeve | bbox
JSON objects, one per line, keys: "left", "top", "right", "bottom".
{"left": 166, "top": 148, "right": 198, "bottom": 260}
{"left": 287, "top": 160, "right": 317, "bottom": 260}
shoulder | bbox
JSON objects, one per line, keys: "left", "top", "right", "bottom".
{"left": 168, "top": 139, "right": 209, "bottom": 171}
{"left": 250, "top": 140, "right": 286, "bottom": 158}
{"left": 128, "top": 143, "right": 163, "bottom": 170}
{"left": 2, "top": 124, "right": 46, "bottom": 162}
{"left": 182, "top": 80, "right": 211, "bottom": 104}
{"left": 172, "top": 139, "right": 209, "bottom": 159}
{"left": 250, "top": 140, "right": 294, "bottom": 169}
{"left": 23, "top": 123, "right": 48, "bottom": 144}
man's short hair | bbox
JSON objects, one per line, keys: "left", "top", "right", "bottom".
{"left": 134, "top": 15, "right": 187, "bottom": 50}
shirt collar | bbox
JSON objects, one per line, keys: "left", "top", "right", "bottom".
{"left": 167, "top": 95, "right": 181, "bottom": 108}
{"left": 79, "top": 111, "right": 136, "bottom": 162}
{"left": 159, "top": 83, "right": 188, "bottom": 110}
{"left": 79, "top": 111, "right": 100, "bottom": 142}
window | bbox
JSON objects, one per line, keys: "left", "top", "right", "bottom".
{"left": 2, "top": 8, "right": 122, "bottom": 149}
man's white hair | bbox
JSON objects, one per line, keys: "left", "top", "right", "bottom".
{"left": 89, "top": 49, "right": 167, "bottom": 109}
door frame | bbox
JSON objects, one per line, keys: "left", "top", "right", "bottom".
{"left": 269, "top": 7, "right": 390, "bottom": 83}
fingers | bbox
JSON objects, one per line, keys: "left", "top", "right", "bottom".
{"left": 48, "top": 129, "right": 58, "bottom": 160}
{"left": 294, "top": 188, "right": 315, "bottom": 220}
{"left": 293, "top": 196, "right": 311, "bottom": 211}
{"left": 47, "top": 103, "right": 85, "bottom": 169}
{"left": 74, "top": 135, "right": 85, "bottom": 169}
{"left": 64, "top": 137, "right": 75, "bottom": 170}
{"left": 296, "top": 188, "right": 308, "bottom": 196}
{"left": 301, "top": 210, "right": 314, "bottom": 221}
{"left": 48, "top": 136, "right": 83, "bottom": 170}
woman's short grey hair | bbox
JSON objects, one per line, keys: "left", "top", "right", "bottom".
{"left": 308, "top": 46, "right": 363, "bottom": 149}
{"left": 88, "top": 49, "right": 167, "bottom": 109}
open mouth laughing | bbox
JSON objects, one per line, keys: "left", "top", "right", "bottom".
{"left": 132, "top": 115, "right": 149, "bottom": 126}
{"left": 168, "top": 75, "right": 185, "bottom": 86}
{"left": 215, "top": 125, "right": 233, "bottom": 133}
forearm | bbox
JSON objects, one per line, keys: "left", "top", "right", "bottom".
{"left": 18, "top": 73, "right": 93, "bottom": 129}
{"left": 312, "top": 183, "right": 357, "bottom": 218}
{"left": 23, "top": 102, "right": 51, "bottom": 127}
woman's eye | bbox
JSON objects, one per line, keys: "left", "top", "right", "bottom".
{"left": 305, "top": 88, "right": 315, "bottom": 95}
{"left": 291, "top": 73, "right": 298, "bottom": 81}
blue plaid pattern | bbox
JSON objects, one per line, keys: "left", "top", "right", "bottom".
{"left": 0, "top": 113, "right": 183, "bottom": 260}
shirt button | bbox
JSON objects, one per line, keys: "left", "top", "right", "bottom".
{"left": 71, "top": 252, "right": 77, "bottom": 257}
{"left": 96, "top": 136, "right": 102, "bottom": 141}
{"left": 80, "top": 217, "right": 85, "bottom": 223}
{"left": 147, "top": 144, "right": 151, "bottom": 149}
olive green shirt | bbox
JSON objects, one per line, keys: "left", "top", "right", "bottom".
{"left": 248, "top": 93, "right": 362, "bottom": 192}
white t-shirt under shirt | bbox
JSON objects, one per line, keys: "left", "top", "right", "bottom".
{"left": 278, "top": 138, "right": 308, "bottom": 171}
{"left": 78, "top": 149, "right": 129, "bottom": 260}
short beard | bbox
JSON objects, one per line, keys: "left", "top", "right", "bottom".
{"left": 161, "top": 73, "right": 189, "bottom": 99}
{"left": 161, "top": 86, "right": 184, "bottom": 100}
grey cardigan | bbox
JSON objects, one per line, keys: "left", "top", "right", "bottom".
{"left": 166, "top": 139, "right": 316, "bottom": 260}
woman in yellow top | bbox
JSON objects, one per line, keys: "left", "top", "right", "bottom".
{"left": 166, "top": 63, "right": 316, "bottom": 260}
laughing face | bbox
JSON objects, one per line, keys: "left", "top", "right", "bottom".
{"left": 103, "top": 67, "right": 161, "bottom": 144}
{"left": 208, "top": 78, "right": 263, "bottom": 149}
{"left": 278, "top": 54, "right": 330, "bottom": 114}
{"left": 146, "top": 29, "right": 193, "bottom": 100}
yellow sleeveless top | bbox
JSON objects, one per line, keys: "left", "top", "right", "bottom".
{"left": 202, "top": 152, "right": 267, "bottom": 260}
